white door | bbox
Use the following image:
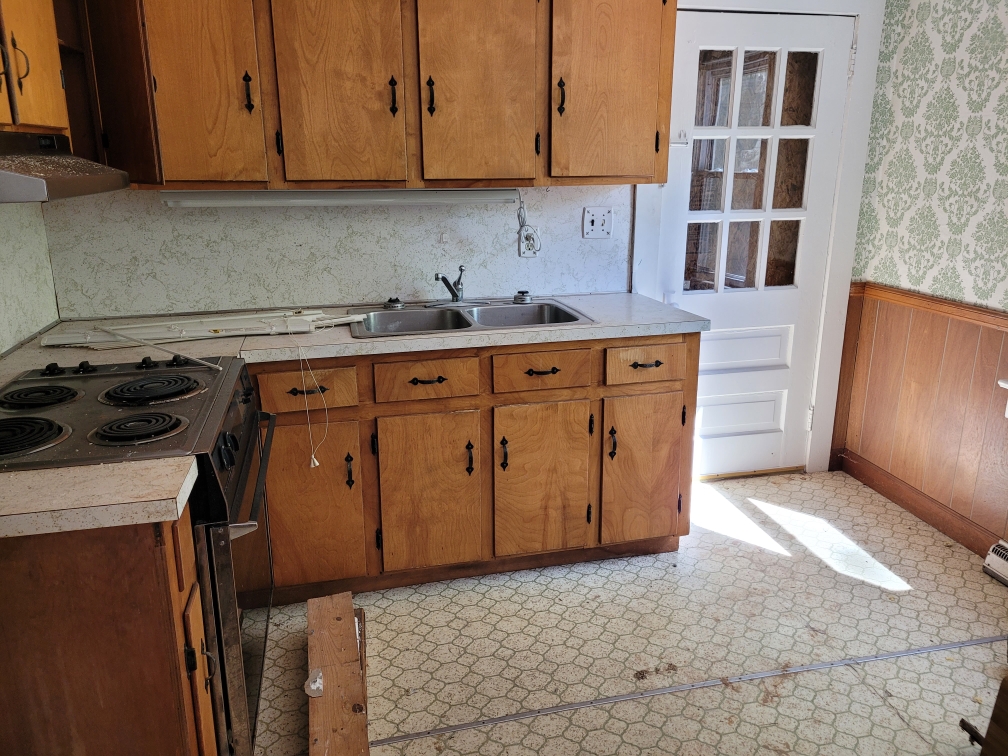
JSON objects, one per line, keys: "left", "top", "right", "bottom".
{"left": 644, "top": 11, "right": 854, "bottom": 476}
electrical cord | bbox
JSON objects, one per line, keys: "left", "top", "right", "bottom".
{"left": 516, "top": 189, "right": 541, "bottom": 256}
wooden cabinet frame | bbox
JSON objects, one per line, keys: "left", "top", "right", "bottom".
{"left": 251, "top": 332, "right": 699, "bottom": 603}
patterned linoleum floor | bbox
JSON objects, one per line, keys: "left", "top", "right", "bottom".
{"left": 250, "top": 472, "right": 1008, "bottom": 755}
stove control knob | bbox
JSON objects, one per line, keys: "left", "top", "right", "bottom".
{"left": 225, "top": 432, "right": 240, "bottom": 451}
{"left": 41, "top": 362, "right": 65, "bottom": 376}
{"left": 219, "top": 446, "right": 235, "bottom": 471}
{"left": 136, "top": 356, "right": 158, "bottom": 370}
{"left": 168, "top": 354, "right": 189, "bottom": 367}
{"left": 73, "top": 360, "right": 97, "bottom": 374}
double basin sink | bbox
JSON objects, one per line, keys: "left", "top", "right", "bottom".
{"left": 349, "top": 299, "right": 591, "bottom": 338}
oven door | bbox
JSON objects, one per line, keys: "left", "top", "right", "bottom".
{"left": 195, "top": 411, "right": 276, "bottom": 756}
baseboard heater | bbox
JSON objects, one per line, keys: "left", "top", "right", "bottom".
{"left": 983, "top": 541, "right": 1008, "bottom": 587}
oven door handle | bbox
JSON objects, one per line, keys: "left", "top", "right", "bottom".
{"left": 230, "top": 411, "right": 276, "bottom": 541}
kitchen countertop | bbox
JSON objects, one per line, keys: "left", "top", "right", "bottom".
{"left": 0, "top": 457, "right": 198, "bottom": 537}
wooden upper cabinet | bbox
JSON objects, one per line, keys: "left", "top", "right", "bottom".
{"left": 377, "top": 410, "right": 482, "bottom": 571}
{"left": 601, "top": 392, "right": 682, "bottom": 543}
{"left": 494, "top": 401, "right": 591, "bottom": 557}
{"left": 272, "top": 0, "right": 406, "bottom": 181}
{"left": 0, "top": 0, "right": 69, "bottom": 129}
{"left": 143, "top": 0, "right": 267, "bottom": 181}
{"left": 551, "top": 0, "right": 665, "bottom": 178}
{"left": 416, "top": 0, "right": 536, "bottom": 179}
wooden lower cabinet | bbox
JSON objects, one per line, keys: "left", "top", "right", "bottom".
{"left": 494, "top": 400, "right": 591, "bottom": 556}
{"left": 377, "top": 410, "right": 482, "bottom": 571}
{"left": 267, "top": 421, "right": 368, "bottom": 587}
{"left": 601, "top": 392, "right": 683, "bottom": 544}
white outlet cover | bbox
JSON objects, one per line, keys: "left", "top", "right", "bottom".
{"left": 583, "top": 207, "right": 613, "bottom": 239}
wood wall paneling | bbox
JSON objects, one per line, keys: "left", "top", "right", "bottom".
{"left": 830, "top": 290, "right": 864, "bottom": 468}
{"left": 970, "top": 341, "right": 1008, "bottom": 536}
{"left": 857, "top": 300, "right": 911, "bottom": 470}
{"left": 845, "top": 296, "right": 878, "bottom": 455}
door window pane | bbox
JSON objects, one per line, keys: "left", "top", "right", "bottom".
{"left": 731, "top": 138, "right": 769, "bottom": 210}
{"left": 766, "top": 220, "right": 800, "bottom": 286}
{"left": 772, "top": 138, "right": 809, "bottom": 208}
{"left": 725, "top": 221, "right": 760, "bottom": 289}
{"left": 781, "top": 52, "right": 818, "bottom": 126}
{"left": 695, "top": 50, "right": 734, "bottom": 127}
{"left": 690, "top": 139, "right": 727, "bottom": 211}
{"left": 684, "top": 222, "right": 720, "bottom": 291}
{"left": 737, "top": 51, "right": 776, "bottom": 127}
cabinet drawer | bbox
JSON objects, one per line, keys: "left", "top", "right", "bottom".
{"left": 258, "top": 368, "right": 358, "bottom": 413}
{"left": 492, "top": 349, "right": 591, "bottom": 393}
{"left": 606, "top": 344, "right": 685, "bottom": 385}
{"left": 374, "top": 358, "right": 479, "bottom": 403}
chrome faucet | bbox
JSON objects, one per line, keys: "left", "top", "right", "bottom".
{"left": 435, "top": 265, "right": 465, "bottom": 302}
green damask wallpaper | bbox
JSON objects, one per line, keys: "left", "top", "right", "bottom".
{"left": 855, "top": 0, "right": 1008, "bottom": 310}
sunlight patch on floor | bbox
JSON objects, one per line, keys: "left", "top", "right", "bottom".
{"left": 690, "top": 481, "right": 790, "bottom": 555}
{"left": 748, "top": 497, "right": 912, "bottom": 592}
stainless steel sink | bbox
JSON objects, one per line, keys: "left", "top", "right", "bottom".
{"left": 349, "top": 298, "right": 590, "bottom": 338}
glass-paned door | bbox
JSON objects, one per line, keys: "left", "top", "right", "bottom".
{"left": 654, "top": 11, "right": 854, "bottom": 475}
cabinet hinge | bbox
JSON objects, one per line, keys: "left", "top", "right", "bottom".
{"left": 655, "top": 131, "right": 660, "bottom": 153}
{"left": 681, "top": 405, "right": 686, "bottom": 426}
{"left": 370, "top": 432, "right": 378, "bottom": 456}
{"left": 152, "top": 75, "right": 157, "bottom": 93}
{"left": 587, "top": 503, "right": 592, "bottom": 523}
{"left": 588, "top": 413, "right": 594, "bottom": 435}
{"left": 535, "top": 132, "right": 540, "bottom": 155}
{"left": 677, "top": 493, "right": 682, "bottom": 514}
{"left": 375, "top": 529, "right": 383, "bottom": 551}
{"left": 153, "top": 522, "right": 163, "bottom": 547}
{"left": 275, "top": 130, "right": 284, "bottom": 156}
{"left": 848, "top": 43, "right": 857, "bottom": 80}
{"left": 806, "top": 405, "right": 815, "bottom": 432}
{"left": 184, "top": 645, "right": 197, "bottom": 675}
{"left": 60, "top": 70, "right": 65, "bottom": 90}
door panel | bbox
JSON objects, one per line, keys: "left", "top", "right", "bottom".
{"left": 272, "top": 0, "right": 406, "bottom": 181}
{"left": 494, "top": 401, "right": 590, "bottom": 556}
{"left": 1, "top": 0, "right": 69, "bottom": 128}
{"left": 601, "top": 392, "right": 681, "bottom": 543}
{"left": 378, "top": 410, "right": 482, "bottom": 570}
{"left": 182, "top": 583, "right": 217, "bottom": 756}
{"left": 551, "top": 0, "right": 664, "bottom": 178}
{"left": 266, "top": 422, "right": 367, "bottom": 587}
{"left": 417, "top": 0, "right": 536, "bottom": 179}
{"left": 144, "top": 0, "right": 267, "bottom": 181}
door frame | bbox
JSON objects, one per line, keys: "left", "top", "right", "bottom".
{"left": 632, "top": 0, "right": 884, "bottom": 472}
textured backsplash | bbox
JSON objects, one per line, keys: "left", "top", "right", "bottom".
{"left": 41, "top": 185, "right": 632, "bottom": 319}
{"left": 0, "top": 204, "right": 58, "bottom": 354}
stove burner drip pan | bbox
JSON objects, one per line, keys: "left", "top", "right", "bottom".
{"left": 100, "top": 375, "right": 203, "bottom": 407}
{"left": 0, "top": 417, "right": 72, "bottom": 458}
{"left": 89, "top": 413, "right": 189, "bottom": 446}
{"left": 0, "top": 385, "right": 80, "bottom": 410}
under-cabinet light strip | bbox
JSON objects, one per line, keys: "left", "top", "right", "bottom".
{"left": 370, "top": 634, "right": 1008, "bottom": 747}
{"left": 160, "top": 189, "right": 520, "bottom": 208}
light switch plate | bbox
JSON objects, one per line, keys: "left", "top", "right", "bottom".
{"left": 583, "top": 207, "right": 613, "bottom": 239}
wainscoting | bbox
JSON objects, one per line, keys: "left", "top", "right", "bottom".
{"left": 832, "top": 283, "right": 1008, "bottom": 556}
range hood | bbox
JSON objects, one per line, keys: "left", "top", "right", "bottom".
{"left": 0, "top": 132, "right": 129, "bottom": 203}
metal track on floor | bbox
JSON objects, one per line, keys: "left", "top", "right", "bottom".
{"left": 370, "top": 634, "right": 1008, "bottom": 747}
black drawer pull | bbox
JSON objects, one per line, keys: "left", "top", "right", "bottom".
{"left": 500, "top": 436, "right": 508, "bottom": 471}
{"left": 345, "top": 453, "right": 355, "bottom": 489}
{"left": 242, "top": 71, "right": 254, "bottom": 113}
{"left": 466, "top": 440, "right": 474, "bottom": 475}
{"left": 389, "top": 76, "right": 398, "bottom": 116}
{"left": 525, "top": 366, "right": 560, "bottom": 376}
{"left": 557, "top": 77, "right": 566, "bottom": 115}
{"left": 11, "top": 34, "right": 29, "bottom": 94}
{"left": 427, "top": 76, "right": 436, "bottom": 115}
{"left": 631, "top": 360, "right": 663, "bottom": 370}
{"left": 409, "top": 375, "right": 446, "bottom": 385}
{"left": 608, "top": 426, "right": 617, "bottom": 459}
{"left": 287, "top": 385, "right": 328, "bottom": 397}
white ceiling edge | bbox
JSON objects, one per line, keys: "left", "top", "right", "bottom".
{"left": 159, "top": 188, "right": 520, "bottom": 208}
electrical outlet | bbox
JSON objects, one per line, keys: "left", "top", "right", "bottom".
{"left": 519, "top": 228, "right": 539, "bottom": 257}
{"left": 582, "top": 207, "right": 613, "bottom": 239}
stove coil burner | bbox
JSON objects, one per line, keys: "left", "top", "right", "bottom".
{"left": 0, "top": 385, "right": 80, "bottom": 411}
{"left": 89, "top": 412, "right": 189, "bottom": 446}
{"left": 0, "top": 417, "right": 72, "bottom": 458}
{"left": 101, "top": 375, "right": 203, "bottom": 407}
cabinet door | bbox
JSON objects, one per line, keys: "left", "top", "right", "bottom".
{"left": 601, "top": 392, "right": 682, "bottom": 543}
{"left": 0, "top": 0, "right": 69, "bottom": 129}
{"left": 0, "top": 60, "right": 10, "bottom": 125}
{"left": 552, "top": 0, "right": 664, "bottom": 177}
{"left": 266, "top": 421, "right": 367, "bottom": 587}
{"left": 377, "top": 410, "right": 481, "bottom": 571}
{"left": 417, "top": 0, "right": 536, "bottom": 179}
{"left": 182, "top": 584, "right": 217, "bottom": 756}
{"left": 494, "top": 401, "right": 590, "bottom": 557}
{"left": 272, "top": 0, "right": 406, "bottom": 181}
{"left": 143, "top": 0, "right": 267, "bottom": 181}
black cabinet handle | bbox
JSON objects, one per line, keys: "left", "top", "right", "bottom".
{"left": 202, "top": 642, "right": 218, "bottom": 692}
{"left": 557, "top": 78, "right": 565, "bottom": 116}
{"left": 409, "top": 375, "right": 446, "bottom": 385}
{"left": 427, "top": 76, "right": 435, "bottom": 115}
{"left": 500, "top": 436, "right": 508, "bottom": 471}
{"left": 242, "top": 71, "right": 254, "bottom": 113}
{"left": 589, "top": 413, "right": 594, "bottom": 435}
{"left": 275, "top": 130, "right": 284, "bottom": 155}
{"left": 389, "top": 76, "right": 398, "bottom": 116}
{"left": 11, "top": 34, "right": 29, "bottom": 94}
{"left": 345, "top": 453, "right": 355, "bottom": 489}
{"left": 287, "top": 385, "right": 328, "bottom": 397}
{"left": 525, "top": 366, "right": 560, "bottom": 376}
{"left": 466, "top": 440, "right": 474, "bottom": 476}
{"left": 608, "top": 426, "right": 617, "bottom": 460}
{"left": 631, "top": 360, "right": 663, "bottom": 370}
